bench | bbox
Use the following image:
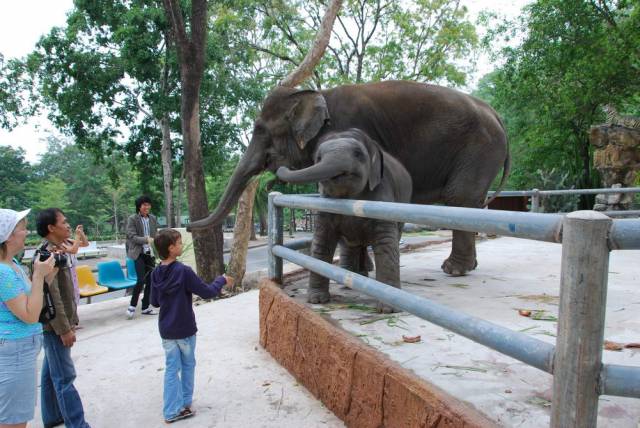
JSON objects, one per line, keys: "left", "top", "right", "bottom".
{"left": 96, "top": 260, "right": 137, "bottom": 291}
{"left": 77, "top": 265, "right": 108, "bottom": 304}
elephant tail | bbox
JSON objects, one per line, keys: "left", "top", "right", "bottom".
{"left": 483, "top": 126, "right": 511, "bottom": 208}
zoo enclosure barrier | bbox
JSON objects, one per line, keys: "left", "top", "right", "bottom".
{"left": 266, "top": 192, "right": 640, "bottom": 428}
{"left": 488, "top": 186, "right": 640, "bottom": 215}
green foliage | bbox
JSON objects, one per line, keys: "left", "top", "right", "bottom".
{"left": 478, "top": 0, "right": 640, "bottom": 207}
{"left": 0, "top": 54, "right": 38, "bottom": 130}
{"left": 0, "top": 146, "right": 32, "bottom": 209}
{"left": 29, "top": 137, "right": 141, "bottom": 235}
{"left": 28, "top": 178, "right": 71, "bottom": 214}
{"left": 23, "top": 0, "right": 268, "bottom": 195}
{"left": 252, "top": 0, "right": 479, "bottom": 88}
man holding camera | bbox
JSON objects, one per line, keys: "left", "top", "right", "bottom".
{"left": 36, "top": 208, "right": 90, "bottom": 428}
{"left": 125, "top": 195, "right": 158, "bottom": 319}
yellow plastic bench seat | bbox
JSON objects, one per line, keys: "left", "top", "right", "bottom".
{"left": 76, "top": 265, "right": 109, "bottom": 298}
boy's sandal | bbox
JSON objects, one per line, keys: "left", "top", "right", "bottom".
{"left": 165, "top": 408, "right": 195, "bottom": 424}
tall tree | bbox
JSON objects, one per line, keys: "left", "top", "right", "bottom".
{"left": 0, "top": 146, "right": 32, "bottom": 209}
{"left": 253, "top": 0, "right": 477, "bottom": 88}
{"left": 163, "top": 0, "right": 224, "bottom": 280}
{"left": 485, "top": 0, "right": 639, "bottom": 206}
{"left": 26, "top": 2, "right": 179, "bottom": 225}
{"left": 0, "top": 54, "right": 38, "bottom": 130}
{"left": 32, "top": 137, "right": 141, "bottom": 236}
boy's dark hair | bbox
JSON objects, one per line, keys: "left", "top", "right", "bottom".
{"left": 135, "top": 195, "right": 152, "bottom": 213}
{"left": 36, "top": 208, "right": 64, "bottom": 238}
{"left": 155, "top": 229, "right": 182, "bottom": 260}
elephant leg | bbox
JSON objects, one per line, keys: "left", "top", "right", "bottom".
{"left": 440, "top": 152, "right": 501, "bottom": 276}
{"left": 441, "top": 229, "right": 477, "bottom": 276}
{"left": 372, "top": 222, "right": 401, "bottom": 313}
{"left": 308, "top": 216, "right": 339, "bottom": 304}
{"left": 339, "top": 243, "right": 373, "bottom": 277}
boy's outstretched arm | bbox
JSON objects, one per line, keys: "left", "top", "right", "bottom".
{"left": 185, "top": 268, "right": 227, "bottom": 299}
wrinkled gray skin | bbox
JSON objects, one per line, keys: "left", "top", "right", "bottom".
{"left": 190, "top": 81, "right": 510, "bottom": 277}
{"left": 277, "top": 129, "right": 412, "bottom": 313}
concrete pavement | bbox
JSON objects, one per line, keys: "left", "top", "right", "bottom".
{"left": 32, "top": 290, "right": 344, "bottom": 428}
{"left": 284, "top": 236, "right": 640, "bottom": 427}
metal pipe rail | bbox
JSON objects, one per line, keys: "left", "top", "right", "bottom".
{"left": 273, "top": 245, "right": 555, "bottom": 372}
{"left": 268, "top": 193, "right": 640, "bottom": 427}
{"left": 272, "top": 194, "right": 640, "bottom": 250}
{"left": 488, "top": 187, "right": 640, "bottom": 197}
{"left": 272, "top": 244, "right": 640, "bottom": 400}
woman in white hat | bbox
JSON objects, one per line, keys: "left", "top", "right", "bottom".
{"left": 0, "top": 208, "right": 56, "bottom": 428}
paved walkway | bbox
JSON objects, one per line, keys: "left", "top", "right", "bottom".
{"left": 32, "top": 291, "right": 344, "bottom": 428}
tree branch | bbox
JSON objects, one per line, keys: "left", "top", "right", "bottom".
{"left": 249, "top": 44, "right": 299, "bottom": 66}
{"left": 280, "top": 0, "right": 343, "bottom": 88}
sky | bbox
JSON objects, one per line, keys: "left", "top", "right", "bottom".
{"left": 0, "top": 0, "right": 530, "bottom": 164}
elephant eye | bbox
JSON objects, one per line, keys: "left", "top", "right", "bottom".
{"left": 353, "top": 149, "right": 364, "bottom": 159}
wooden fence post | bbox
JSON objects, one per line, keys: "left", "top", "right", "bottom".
{"left": 531, "top": 188, "right": 540, "bottom": 212}
{"left": 552, "top": 210, "right": 612, "bottom": 428}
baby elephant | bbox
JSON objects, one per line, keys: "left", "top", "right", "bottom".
{"left": 277, "top": 128, "right": 412, "bottom": 312}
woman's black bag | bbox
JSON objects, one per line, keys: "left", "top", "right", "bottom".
{"left": 38, "top": 282, "right": 56, "bottom": 323}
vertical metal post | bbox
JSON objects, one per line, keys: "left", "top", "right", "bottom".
{"left": 551, "top": 211, "right": 612, "bottom": 428}
{"left": 530, "top": 188, "right": 540, "bottom": 212}
{"left": 268, "top": 192, "right": 283, "bottom": 283}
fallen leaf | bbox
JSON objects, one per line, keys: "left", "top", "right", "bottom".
{"left": 625, "top": 343, "right": 640, "bottom": 348}
{"left": 518, "top": 309, "right": 532, "bottom": 317}
{"left": 402, "top": 335, "right": 421, "bottom": 343}
{"left": 604, "top": 340, "right": 624, "bottom": 351}
{"left": 530, "top": 310, "right": 558, "bottom": 321}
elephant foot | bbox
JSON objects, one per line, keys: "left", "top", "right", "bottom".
{"left": 441, "top": 257, "right": 478, "bottom": 277}
{"left": 307, "top": 288, "right": 330, "bottom": 304}
{"left": 377, "top": 301, "right": 398, "bottom": 313}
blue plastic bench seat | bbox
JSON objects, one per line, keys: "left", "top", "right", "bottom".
{"left": 126, "top": 257, "right": 137, "bottom": 282}
{"left": 97, "top": 260, "right": 137, "bottom": 290}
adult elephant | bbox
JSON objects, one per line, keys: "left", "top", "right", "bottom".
{"left": 190, "top": 80, "right": 510, "bottom": 276}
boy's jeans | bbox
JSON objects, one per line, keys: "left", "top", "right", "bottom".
{"left": 162, "top": 335, "right": 196, "bottom": 419}
{"left": 41, "top": 331, "right": 90, "bottom": 428}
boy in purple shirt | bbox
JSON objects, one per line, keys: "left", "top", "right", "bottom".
{"left": 150, "top": 229, "right": 233, "bottom": 424}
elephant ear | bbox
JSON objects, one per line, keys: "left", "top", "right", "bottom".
{"left": 360, "top": 131, "right": 384, "bottom": 191}
{"left": 286, "top": 90, "right": 330, "bottom": 150}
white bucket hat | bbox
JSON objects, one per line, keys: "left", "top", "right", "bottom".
{"left": 0, "top": 209, "right": 31, "bottom": 244}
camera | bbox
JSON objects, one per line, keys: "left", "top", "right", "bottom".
{"left": 35, "top": 245, "right": 68, "bottom": 268}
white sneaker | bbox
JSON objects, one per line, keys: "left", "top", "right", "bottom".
{"left": 126, "top": 306, "right": 135, "bottom": 319}
{"left": 141, "top": 308, "right": 156, "bottom": 315}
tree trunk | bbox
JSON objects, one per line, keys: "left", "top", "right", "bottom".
{"left": 250, "top": 211, "right": 257, "bottom": 241}
{"left": 159, "top": 116, "right": 174, "bottom": 227}
{"left": 113, "top": 192, "right": 118, "bottom": 240}
{"left": 579, "top": 136, "right": 593, "bottom": 210}
{"left": 164, "top": 0, "right": 224, "bottom": 281}
{"left": 227, "top": 179, "right": 259, "bottom": 290}
{"left": 289, "top": 208, "right": 295, "bottom": 237}
{"left": 182, "top": 77, "right": 224, "bottom": 281}
{"left": 259, "top": 211, "right": 267, "bottom": 236}
{"left": 176, "top": 169, "right": 184, "bottom": 227}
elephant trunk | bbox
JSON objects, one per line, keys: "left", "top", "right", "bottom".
{"left": 187, "top": 141, "right": 265, "bottom": 231}
{"left": 276, "top": 156, "right": 350, "bottom": 184}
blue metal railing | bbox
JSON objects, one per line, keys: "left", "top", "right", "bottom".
{"left": 267, "top": 192, "right": 640, "bottom": 427}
